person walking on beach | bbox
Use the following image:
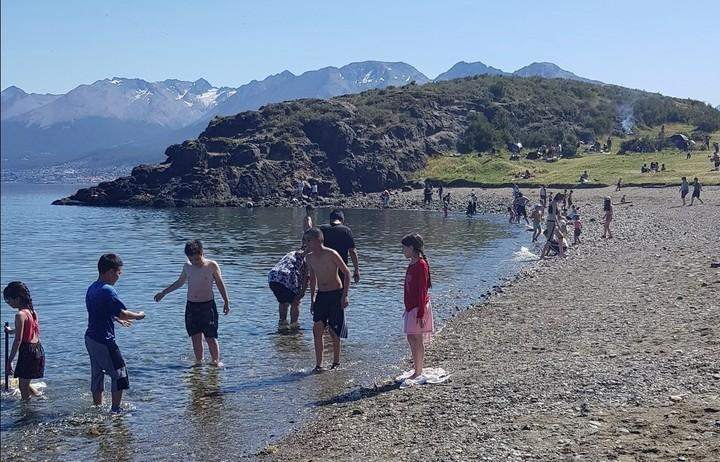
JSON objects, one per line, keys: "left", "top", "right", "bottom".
{"left": 680, "top": 177, "right": 690, "bottom": 206}
{"left": 320, "top": 210, "right": 360, "bottom": 284}
{"left": 304, "top": 204, "right": 314, "bottom": 231}
{"left": 3, "top": 282, "right": 45, "bottom": 400}
{"left": 616, "top": 178, "right": 622, "bottom": 191}
{"left": 567, "top": 190, "right": 574, "bottom": 210}
{"left": 268, "top": 240, "right": 309, "bottom": 332}
{"left": 401, "top": 233, "right": 434, "bottom": 380}
{"left": 573, "top": 215, "right": 582, "bottom": 245}
{"left": 86, "top": 254, "right": 146, "bottom": 413}
{"left": 689, "top": 177, "right": 703, "bottom": 205}
{"left": 539, "top": 185, "right": 547, "bottom": 207}
{"left": 154, "top": 240, "right": 230, "bottom": 367}
{"left": 305, "top": 228, "right": 351, "bottom": 371}
{"left": 602, "top": 197, "right": 614, "bottom": 238}
{"left": 540, "top": 195, "right": 564, "bottom": 259}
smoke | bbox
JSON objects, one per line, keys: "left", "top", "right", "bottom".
{"left": 618, "top": 104, "right": 635, "bottom": 134}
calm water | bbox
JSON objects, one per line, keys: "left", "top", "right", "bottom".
{"left": 0, "top": 183, "right": 528, "bottom": 461}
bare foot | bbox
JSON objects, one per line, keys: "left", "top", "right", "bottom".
{"left": 209, "top": 360, "right": 224, "bottom": 368}
{"left": 30, "top": 386, "right": 42, "bottom": 397}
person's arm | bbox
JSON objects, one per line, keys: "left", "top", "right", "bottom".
{"left": 5, "top": 312, "right": 26, "bottom": 374}
{"left": 154, "top": 267, "right": 187, "bottom": 302}
{"left": 349, "top": 248, "right": 360, "bottom": 283}
{"left": 117, "top": 309, "right": 146, "bottom": 321}
{"left": 335, "top": 253, "right": 351, "bottom": 308}
{"left": 212, "top": 262, "right": 230, "bottom": 315}
{"left": 109, "top": 288, "right": 145, "bottom": 322}
{"left": 308, "top": 260, "right": 317, "bottom": 314}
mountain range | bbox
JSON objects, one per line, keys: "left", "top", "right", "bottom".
{"left": 2, "top": 60, "right": 600, "bottom": 169}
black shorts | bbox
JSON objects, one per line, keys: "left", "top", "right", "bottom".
{"left": 574, "top": 229, "right": 581, "bottom": 238}
{"left": 15, "top": 342, "right": 45, "bottom": 379}
{"left": 681, "top": 190, "right": 688, "bottom": 198}
{"left": 312, "top": 289, "right": 347, "bottom": 338}
{"left": 515, "top": 205, "right": 527, "bottom": 218}
{"left": 269, "top": 281, "right": 297, "bottom": 304}
{"left": 692, "top": 191, "right": 700, "bottom": 198}
{"left": 185, "top": 300, "right": 219, "bottom": 338}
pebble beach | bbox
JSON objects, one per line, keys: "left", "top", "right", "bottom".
{"left": 260, "top": 186, "right": 720, "bottom": 461}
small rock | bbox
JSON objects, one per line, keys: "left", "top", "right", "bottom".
{"left": 669, "top": 395, "right": 683, "bottom": 402}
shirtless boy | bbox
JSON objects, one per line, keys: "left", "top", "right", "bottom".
{"left": 303, "top": 227, "right": 351, "bottom": 372}
{"left": 155, "top": 240, "right": 230, "bottom": 366}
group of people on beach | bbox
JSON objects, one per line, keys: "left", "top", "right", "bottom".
{"left": 506, "top": 184, "right": 615, "bottom": 258}
{"left": 4, "top": 208, "right": 434, "bottom": 412}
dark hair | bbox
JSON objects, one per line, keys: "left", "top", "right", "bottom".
{"left": 603, "top": 197, "right": 612, "bottom": 211}
{"left": 329, "top": 209, "right": 344, "bottom": 222}
{"left": 3, "top": 281, "right": 35, "bottom": 319}
{"left": 98, "top": 253, "right": 123, "bottom": 274}
{"left": 303, "top": 227, "right": 323, "bottom": 242}
{"left": 401, "top": 233, "right": 432, "bottom": 288}
{"left": 184, "top": 239, "right": 204, "bottom": 256}
{"left": 305, "top": 204, "right": 315, "bottom": 213}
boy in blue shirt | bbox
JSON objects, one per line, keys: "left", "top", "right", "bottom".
{"left": 85, "top": 253, "right": 145, "bottom": 413}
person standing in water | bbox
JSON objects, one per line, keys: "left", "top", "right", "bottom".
{"left": 85, "top": 254, "right": 146, "bottom": 413}
{"left": 304, "top": 204, "right": 314, "bottom": 231}
{"left": 541, "top": 195, "right": 565, "bottom": 259}
{"left": 155, "top": 240, "right": 230, "bottom": 367}
{"left": 268, "top": 240, "right": 309, "bottom": 332}
{"left": 3, "top": 282, "right": 45, "bottom": 400}
{"left": 401, "top": 234, "right": 434, "bottom": 380}
{"left": 319, "top": 210, "right": 360, "bottom": 284}
{"left": 304, "top": 228, "right": 351, "bottom": 372}
{"left": 442, "top": 192, "right": 451, "bottom": 218}
{"left": 602, "top": 197, "right": 614, "bottom": 238}
{"left": 689, "top": 177, "right": 703, "bottom": 205}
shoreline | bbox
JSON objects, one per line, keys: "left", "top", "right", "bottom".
{"left": 259, "top": 186, "right": 719, "bottom": 461}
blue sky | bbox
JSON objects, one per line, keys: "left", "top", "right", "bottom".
{"left": 2, "top": 0, "right": 719, "bottom": 104}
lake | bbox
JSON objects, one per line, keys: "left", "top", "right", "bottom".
{"left": 0, "top": 183, "right": 529, "bottom": 461}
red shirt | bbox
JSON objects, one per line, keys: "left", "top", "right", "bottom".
{"left": 404, "top": 259, "right": 430, "bottom": 319}
{"left": 20, "top": 309, "right": 40, "bottom": 343}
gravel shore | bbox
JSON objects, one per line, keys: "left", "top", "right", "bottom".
{"left": 259, "top": 185, "right": 720, "bottom": 461}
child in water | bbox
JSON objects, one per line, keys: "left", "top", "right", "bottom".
{"left": 155, "top": 240, "right": 230, "bottom": 367}
{"left": 3, "top": 282, "right": 45, "bottom": 400}
{"left": 401, "top": 233, "right": 434, "bottom": 380}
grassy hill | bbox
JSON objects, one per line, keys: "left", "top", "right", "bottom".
{"left": 421, "top": 123, "right": 720, "bottom": 187}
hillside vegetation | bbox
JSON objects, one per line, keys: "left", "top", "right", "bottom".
{"left": 56, "top": 75, "right": 720, "bottom": 206}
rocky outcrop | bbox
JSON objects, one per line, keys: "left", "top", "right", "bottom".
{"left": 54, "top": 86, "right": 463, "bottom": 206}
{"left": 54, "top": 75, "right": 716, "bottom": 207}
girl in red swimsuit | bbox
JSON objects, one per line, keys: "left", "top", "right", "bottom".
{"left": 401, "top": 233, "right": 434, "bottom": 380}
{"left": 3, "top": 281, "right": 45, "bottom": 400}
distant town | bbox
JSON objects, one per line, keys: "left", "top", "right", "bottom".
{"left": 1, "top": 165, "right": 130, "bottom": 184}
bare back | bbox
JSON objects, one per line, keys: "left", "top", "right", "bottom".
{"left": 183, "top": 259, "right": 217, "bottom": 302}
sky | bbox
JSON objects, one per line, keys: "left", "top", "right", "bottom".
{"left": 2, "top": 0, "right": 719, "bottom": 105}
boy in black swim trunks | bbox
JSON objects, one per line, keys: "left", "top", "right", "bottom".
{"left": 155, "top": 240, "right": 230, "bottom": 367}
{"left": 304, "top": 227, "right": 351, "bottom": 371}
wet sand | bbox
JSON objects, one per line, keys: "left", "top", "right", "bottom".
{"left": 260, "top": 186, "right": 720, "bottom": 461}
